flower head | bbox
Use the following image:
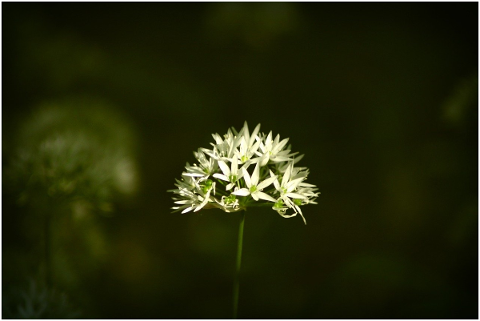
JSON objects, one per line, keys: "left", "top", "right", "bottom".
{"left": 169, "top": 121, "right": 319, "bottom": 223}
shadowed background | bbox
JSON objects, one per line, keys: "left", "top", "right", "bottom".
{"left": 2, "top": 2, "right": 478, "bottom": 318}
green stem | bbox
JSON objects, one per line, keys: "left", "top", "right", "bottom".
{"left": 233, "top": 211, "right": 245, "bottom": 319}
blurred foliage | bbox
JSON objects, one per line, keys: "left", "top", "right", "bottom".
{"left": 3, "top": 97, "right": 139, "bottom": 317}
{"left": 2, "top": 2, "right": 478, "bottom": 319}
{"left": 3, "top": 277, "right": 81, "bottom": 319}
{"left": 7, "top": 97, "right": 138, "bottom": 209}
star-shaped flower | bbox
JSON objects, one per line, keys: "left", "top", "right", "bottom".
{"left": 257, "top": 131, "right": 294, "bottom": 166}
{"left": 232, "top": 162, "right": 277, "bottom": 202}
{"left": 213, "top": 157, "right": 245, "bottom": 190}
{"left": 271, "top": 162, "right": 309, "bottom": 223}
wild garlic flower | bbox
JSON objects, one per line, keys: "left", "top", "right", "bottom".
{"left": 169, "top": 122, "right": 320, "bottom": 223}
{"left": 213, "top": 157, "right": 244, "bottom": 191}
{"left": 231, "top": 162, "right": 277, "bottom": 202}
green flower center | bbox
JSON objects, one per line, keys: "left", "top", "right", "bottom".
{"left": 250, "top": 185, "right": 257, "bottom": 193}
{"left": 225, "top": 194, "right": 236, "bottom": 204}
{"left": 294, "top": 199, "right": 302, "bottom": 206}
{"left": 229, "top": 174, "right": 237, "bottom": 182}
{"left": 274, "top": 199, "right": 284, "bottom": 208}
{"left": 241, "top": 156, "right": 248, "bottom": 162}
{"left": 202, "top": 179, "right": 213, "bottom": 194}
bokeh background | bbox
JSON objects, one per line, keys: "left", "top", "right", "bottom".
{"left": 2, "top": 2, "right": 478, "bottom": 319}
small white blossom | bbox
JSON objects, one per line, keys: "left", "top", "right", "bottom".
{"left": 205, "top": 128, "right": 238, "bottom": 160}
{"left": 274, "top": 163, "right": 306, "bottom": 199}
{"left": 231, "top": 162, "right": 277, "bottom": 202}
{"left": 236, "top": 122, "right": 262, "bottom": 164}
{"left": 270, "top": 162, "right": 308, "bottom": 223}
{"left": 213, "top": 157, "right": 245, "bottom": 190}
{"left": 257, "top": 131, "right": 295, "bottom": 166}
{"left": 214, "top": 194, "right": 241, "bottom": 213}
{"left": 171, "top": 177, "right": 216, "bottom": 213}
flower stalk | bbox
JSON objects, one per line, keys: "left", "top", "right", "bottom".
{"left": 233, "top": 211, "right": 245, "bottom": 319}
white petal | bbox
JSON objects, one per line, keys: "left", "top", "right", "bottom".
{"left": 174, "top": 200, "right": 191, "bottom": 204}
{"left": 183, "top": 172, "right": 205, "bottom": 177}
{"left": 259, "top": 153, "right": 269, "bottom": 167}
{"left": 265, "top": 131, "right": 273, "bottom": 146}
{"left": 257, "top": 175, "right": 277, "bottom": 190}
{"left": 194, "top": 191, "right": 211, "bottom": 212}
{"left": 212, "top": 133, "right": 223, "bottom": 144}
{"left": 294, "top": 154, "right": 304, "bottom": 164}
{"left": 292, "top": 204, "right": 306, "bottom": 224}
{"left": 258, "top": 141, "right": 266, "bottom": 154}
{"left": 246, "top": 156, "right": 261, "bottom": 164}
{"left": 250, "top": 123, "right": 261, "bottom": 146}
{"left": 231, "top": 156, "right": 238, "bottom": 175}
{"left": 213, "top": 173, "right": 229, "bottom": 182}
{"left": 250, "top": 140, "right": 261, "bottom": 154}
{"left": 238, "top": 137, "right": 247, "bottom": 155}
{"left": 244, "top": 122, "right": 251, "bottom": 143}
{"left": 251, "top": 163, "right": 260, "bottom": 186}
{"left": 295, "top": 204, "right": 303, "bottom": 215}
{"left": 283, "top": 197, "right": 295, "bottom": 208}
{"left": 283, "top": 163, "right": 292, "bottom": 186}
{"left": 231, "top": 135, "right": 244, "bottom": 157}
{"left": 286, "top": 177, "right": 305, "bottom": 192}
{"left": 299, "top": 212, "right": 307, "bottom": 225}
{"left": 274, "top": 137, "right": 289, "bottom": 153}
{"left": 299, "top": 181, "right": 316, "bottom": 188}
{"left": 232, "top": 188, "right": 250, "bottom": 196}
{"left": 271, "top": 155, "right": 292, "bottom": 162}
{"left": 182, "top": 206, "right": 194, "bottom": 214}
{"left": 271, "top": 170, "right": 280, "bottom": 190}
{"left": 273, "top": 134, "right": 280, "bottom": 148}
{"left": 217, "top": 160, "right": 230, "bottom": 176}
{"left": 285, "top": 192, "right": 307, "bottom": 199}
{"left": 242, "top": 167, "right": 251, "bottom": 188}
{"left": 256, "top": 191, "right": 276, "bottom": 202}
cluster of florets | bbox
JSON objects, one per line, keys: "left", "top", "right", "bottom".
{"left": 169, "top": 122, "right": 319, "bottom": 224}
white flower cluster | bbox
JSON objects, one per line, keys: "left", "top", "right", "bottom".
{"left": 169, "top": 122, "right": 319, "bottom": 224}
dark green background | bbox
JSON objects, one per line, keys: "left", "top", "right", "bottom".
{"left": 3, "top": 3, "right": 478, "bottom": 318}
